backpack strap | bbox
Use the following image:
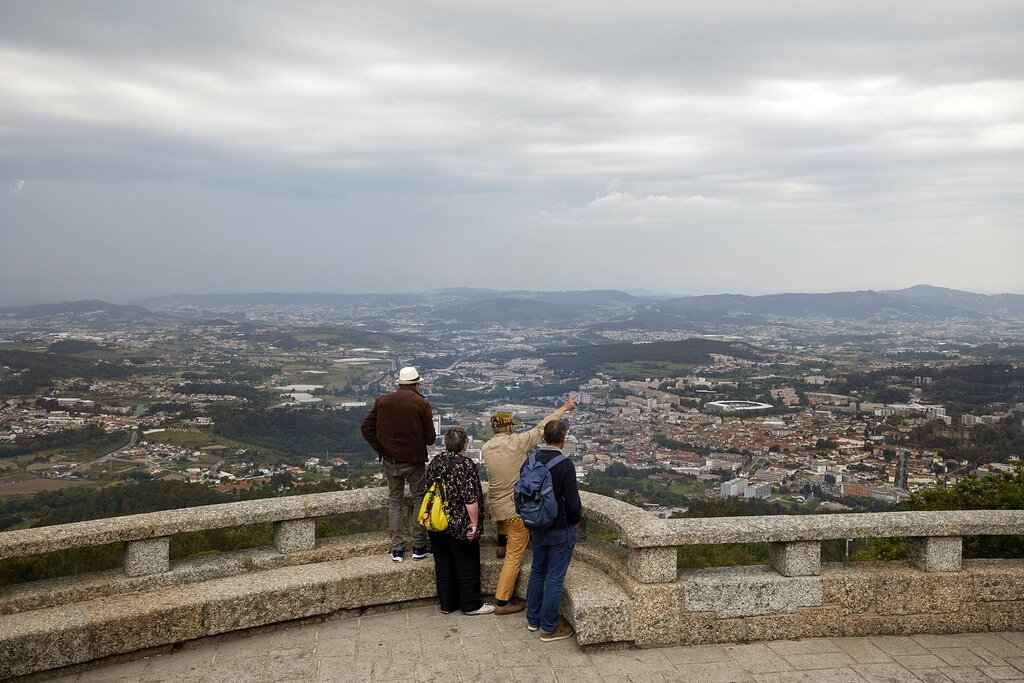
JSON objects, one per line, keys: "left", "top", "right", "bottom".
{"left": 543, "top": 454, "right": 567, "bottom": 471}
{"left": 542, "top": 453, "right": 569, "bottom": 526}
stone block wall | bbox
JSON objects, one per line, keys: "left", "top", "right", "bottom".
{"left": 582, "top": 551, "right": 1024, "bottom": 648}
{"left": 572, "top": 497, "right": 1024, "bottom": 649}
{"left": 4, "top": 489, "right": 1024, "bottom": 678}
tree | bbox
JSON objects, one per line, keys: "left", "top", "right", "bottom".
{"left": 856, "top": 463, "right": 1024, "bottom": 561}
{"left": 271, "top": 471, "right": 295, "bottom": 489}
{"left": 875, "top": 387, "right": 911, "bottom": 404}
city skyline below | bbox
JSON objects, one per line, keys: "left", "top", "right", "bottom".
{"left": 2, "top": 1, "right": 1023, "bottom": 303}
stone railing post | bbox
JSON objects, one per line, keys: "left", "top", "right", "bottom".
{"left": 769, "top": 541, "right": 821, "bottom": 577}
{"left": 907, "top": 535, "right": 962, "bottom": 572}
{"left": 578, "top": 491, "right": 679, "bottom": 584}
{"left": 123, "top": 537, "right": 170, "bottom": 577}
{"left": 628, "top": 546, "right": 677, "bottom": 583}
{"left": 274, "top": 519, "right": 316, "bottom": 553}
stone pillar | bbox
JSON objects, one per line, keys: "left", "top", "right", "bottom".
{"left": 628, "top": 546, "right": 677, "bottom": 583}
{"left": 123, "top": 537, "right": 170, "bottom": 577}
{"left": 274, "top": 519, "right": 316, "bottom": 553}
{"left": 908, "top": 536, "right": 962, "bottom": 572}
{"left": 769, "top": 541, "right": 821, "bottom": 577}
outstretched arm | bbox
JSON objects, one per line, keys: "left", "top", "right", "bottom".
{"left": 509, "top": 395, "right": 579, "bottom": 451}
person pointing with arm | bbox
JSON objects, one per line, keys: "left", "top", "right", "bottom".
{"left": 482, "top": 394, "right": 578, "bottom": 615}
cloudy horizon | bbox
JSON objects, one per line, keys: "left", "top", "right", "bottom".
{"left": 2, "top": 1, "right": 1023, "bottom": 305}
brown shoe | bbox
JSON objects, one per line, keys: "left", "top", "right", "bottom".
{"left": 539, "top": 622, "right": 575, "bottom": 642}
{"left": 496, "top": 546, "right": 506, "bottom": 558}
{"left": 494, "top": 599, "right": 525, "bottom": 616}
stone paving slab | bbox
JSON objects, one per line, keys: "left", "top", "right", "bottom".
{"left": 35, "top": 607, "right": 1024, "bottom": 683}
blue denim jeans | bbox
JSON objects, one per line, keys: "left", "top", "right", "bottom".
{"left": 526, "top": 526, "right": 577, "bottom": 633}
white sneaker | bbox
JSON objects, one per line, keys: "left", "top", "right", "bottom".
{"left": 465, "top": 603, "right": 495, "bottom": 616}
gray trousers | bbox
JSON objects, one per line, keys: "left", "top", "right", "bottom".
{"left": 383, "top": 458, "right": 428, "bottom": 552}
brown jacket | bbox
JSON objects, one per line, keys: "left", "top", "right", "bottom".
{"left": 361, "top": 386, "right": 436, "bottom": 464}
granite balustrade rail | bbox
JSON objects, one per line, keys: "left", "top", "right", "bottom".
{"left": 579, "top": 491, "right": 1024, "bottom": 580}
{"left": 3, "top": 487, "right": 1024, "bottom": 679}
{"left": 3, "top": 488, "right": 1024, "bottom": 581}
{"left": 0, "top": 488, "right": 389, "bottom": 561}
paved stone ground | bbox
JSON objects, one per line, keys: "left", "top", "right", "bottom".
{"left": 41, "top": 606, "right": 1024, "bottom": 682}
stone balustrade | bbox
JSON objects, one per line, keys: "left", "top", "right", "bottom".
{"left": 581, "top": 492, "right": 1024, "bottom": 579}
{"left": 2, "top": 487, "right": 1024, "bottom": 678}
{"left": 3, "top": 488, "right": 1023, "bottom": 581}
{"left": 0, "top": 488, "right": 388, "bottom": 577}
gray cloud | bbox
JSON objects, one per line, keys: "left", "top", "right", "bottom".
{"left": 1, "top": 0, "right": 1022, "bottom": 303}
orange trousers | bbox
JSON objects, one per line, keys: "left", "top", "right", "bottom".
{"left": 494, "top": 516, "right": 529, "bottom": 601}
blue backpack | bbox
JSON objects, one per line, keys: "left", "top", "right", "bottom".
{"left": 514, "top": 452, "right": 567, "bottom": 529}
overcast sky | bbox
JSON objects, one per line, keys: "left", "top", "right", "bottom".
{"left": 2, "top": 0, "right": 1023, "bottom": 304}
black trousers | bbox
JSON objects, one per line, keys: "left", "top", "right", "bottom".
{"left": 428, "top": 531, "right": 482, "bottom": 613}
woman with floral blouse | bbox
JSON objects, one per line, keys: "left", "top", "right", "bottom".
{"left": 426, "top": 427, "right": 494, "bottom": 615}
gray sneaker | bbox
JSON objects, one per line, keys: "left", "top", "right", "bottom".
{"left": 539, "top": 622, "right": 575, "bottom": 642}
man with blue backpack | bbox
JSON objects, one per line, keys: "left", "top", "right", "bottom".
{"left": 483, "top": 396, "right": 577, "bottom": 616}
{"left": 515, "top": 419, "right": 581, "bottom": 642}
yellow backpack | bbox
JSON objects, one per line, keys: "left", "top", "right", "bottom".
{"left": 417, "top": 478, "right": 449, "bottom": 532}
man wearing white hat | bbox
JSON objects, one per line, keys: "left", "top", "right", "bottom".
{"left": 361, "top": 366, "right": 437, "bottom": 562}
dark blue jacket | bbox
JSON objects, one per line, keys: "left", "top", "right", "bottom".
{"left": 530, "top": 446, "right": 581, "bottom": 529}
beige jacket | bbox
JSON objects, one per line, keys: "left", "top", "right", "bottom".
{"left": 482, "top": 406, "right": 568, "bottom": 521}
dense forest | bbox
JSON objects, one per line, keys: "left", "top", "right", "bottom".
{"left": 922, "top": 364, "right": 1024, "bottom": 413}
{"left": 0, "top": 424, "right": 129, "bottom": 460}
{"left": 905, "top": 418, "right": 1024, "bottom": 465}
{"left": 47, "top": 340, "right": 104, "bottom": 355}
{"left": 845, "top": 363, "right": 1024, "bottom": 413}
{"left": 0, "top": 349, "right": 132, "bottom": 395}
{"left": 212, "top": 407, "right": 376, "bottom": 459}
{"left": 543, "top": 338, "right": 760, "bottom": 376}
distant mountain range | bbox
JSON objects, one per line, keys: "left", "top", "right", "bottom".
{"left": 0, "top": 299, "right": 156, "bottom": 320}
{"left": 132, "top": 288, "right": 640, "bottom": 309}
{"left": 4, "top": 286, "right": 1022, "bottom": 329}
{"left": 130, "top": 292, "right": 424, "bottom": 308}
{"left": 650, "top": 285, "right": 1024, "bottom": 321}
{"left": 435, "top": 298, "right": 588, "bottom": 324}
{"left": 430, "top": 290, "right": 641, "bottom": 324}
{"left": 884, "top": 284, "right": 1024, "bottom": 315}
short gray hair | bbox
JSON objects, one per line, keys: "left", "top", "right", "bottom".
{"left": 444, "top": 427, "right": 469, "bottom": 453}
{"left": 544, "top": 420, "right": 568, "bottom": 445}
